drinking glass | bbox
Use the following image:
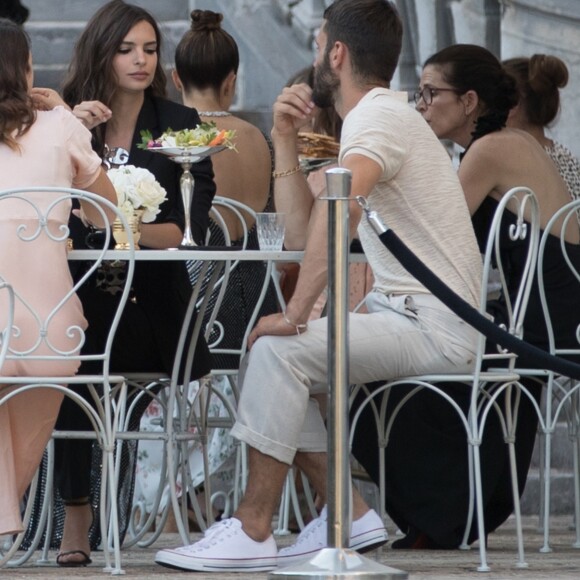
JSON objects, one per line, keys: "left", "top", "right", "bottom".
{"left": 256, "top": 212, "right": 286, "bottom": 251}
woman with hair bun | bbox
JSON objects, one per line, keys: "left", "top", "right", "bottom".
{"left": 172, "top": 8, "right": 278, "bottom": 371}
{"left": 351, "top": 44, "right": 580, "bottom": 550}
{"left": 132, "top": 8, "right": 279, "bottom": 528}
{"left": 504, "top": 54, "right": 580, "bottom": 201}
{"left": 173, "top": 9, "right": 272, "bottom": 244}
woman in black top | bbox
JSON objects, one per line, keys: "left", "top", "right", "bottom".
{"left": 33, "top": 0, "right": 215, "bottom": 566}
{"left": 351, "top": 44, "right": 580, "bottom": 550}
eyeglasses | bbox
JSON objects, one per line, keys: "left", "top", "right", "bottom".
{"left": 413, "top": 86, "right": 458, "bottom": 106}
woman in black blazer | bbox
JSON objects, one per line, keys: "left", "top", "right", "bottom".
{"left": 33, "top": 1, "right": 216, "bottom": 566}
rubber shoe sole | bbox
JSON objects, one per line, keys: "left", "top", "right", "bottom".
{"left": 351, "top": 527, "right": 389, "bottom": 553}
{"left": 155, "top": 548, "right": 278, "bottom": 572}
{"left": 278, "top": 508, "right": 389, "bottom": 567}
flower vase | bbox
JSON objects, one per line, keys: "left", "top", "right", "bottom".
{"left": 113, "top": 209, "right": 144, "bottom": 250}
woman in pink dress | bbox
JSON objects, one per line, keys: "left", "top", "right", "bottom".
{"left": 0, "top": 18, "right": 116, "bottom": 536}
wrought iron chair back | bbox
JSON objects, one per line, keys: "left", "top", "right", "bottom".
{"left": 518, "top": 197, "right": 580, "bottom": 552}
{"left": 348, "top": 186, "right": 541, "bottom": 572}
{"left": 0, "top": 186, "right": 135, "bottom": 573}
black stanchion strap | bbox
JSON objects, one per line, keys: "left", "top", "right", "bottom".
{"left": 378, "top": 229, "right": 580, "bottom": 381}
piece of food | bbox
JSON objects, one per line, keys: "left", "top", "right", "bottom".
{"left": 138, "top": 122, "right": 236, "bottom": 151}
{"left": 297, "top": 131, "right": 340, "bottom": 159}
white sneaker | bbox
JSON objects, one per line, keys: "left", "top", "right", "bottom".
{"left": 155, "top": 517, "right": 278, "bottom": 572}
{"left": 277, "top": 506, "right": 388, "bottom": 566}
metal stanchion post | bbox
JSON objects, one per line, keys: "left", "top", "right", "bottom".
{"left": 270, "top": 168, "right": 407, "bottom": 579}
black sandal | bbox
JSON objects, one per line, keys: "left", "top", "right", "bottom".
{"left": 56, "top": 498, "right": 94, "bottom": 567}
{"left": 56, "top": 549, "right": 92, "bottom": 567}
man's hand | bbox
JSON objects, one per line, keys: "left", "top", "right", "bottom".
{"left": 248, "top": 312, "right": 302, "bottom": 349}
{"left": 272, "top": 83, "right": 317, "bottom": 139}
{"left": 71, "top": 101, "right": 112, "bottom": 130}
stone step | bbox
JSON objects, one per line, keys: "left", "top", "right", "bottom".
{"left": 27, "top": 20, "right": 189, "bottom": 90}
{"left": 530, "top": 422, "right": 579, "bottom": 471}
{"left": 24, "top": 0, "right": 312, "bottom": 109}
{"left": 522, "top": 469, "right": 577, "bottom": 516}
{"left": 25, "top": 0, "right": 189, "bottom": 21}
{"left": 523, "top": 421, "right": 578, "bottom": 515}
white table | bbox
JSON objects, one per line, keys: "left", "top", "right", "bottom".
{"left": 68, "top": 248, "right": 304, "bottom": 262}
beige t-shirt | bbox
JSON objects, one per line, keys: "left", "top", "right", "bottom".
{"left": 340, "top": 88, "right": 482, "bottom": 308}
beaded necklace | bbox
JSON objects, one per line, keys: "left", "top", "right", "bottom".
{"left": 198, "top": 111, "right": 232, "bottom": 117}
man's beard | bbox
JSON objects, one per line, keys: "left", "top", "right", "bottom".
{"left": 312, "top": 53, "right": 339, "bottom": 109}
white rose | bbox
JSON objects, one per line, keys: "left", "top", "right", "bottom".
{"left": 118, "top": 200, "right": 135, "bottom": 221}
{"left": 136, "top": 180, "right": 167, "bottom": 222}
{"left": 107, "top": 165, "right": 167, "bottom": 223}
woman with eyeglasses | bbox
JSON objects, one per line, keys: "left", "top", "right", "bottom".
{"left": 351, "top": 44, "right": 580, "bottom": 550}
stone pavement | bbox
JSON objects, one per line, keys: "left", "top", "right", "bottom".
{"left": 3, "top": 515, "right": 580, "bottom": 579}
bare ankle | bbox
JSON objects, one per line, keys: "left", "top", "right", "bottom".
{"left": 232, "top": 507, "right": 272, "bottom": 542}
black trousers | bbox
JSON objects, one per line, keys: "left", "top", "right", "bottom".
{"left": 350, "top": 377, "right": 542, "bottom": 548}
{"left": 54, "top": 285, "right": 209, "bottom": 500}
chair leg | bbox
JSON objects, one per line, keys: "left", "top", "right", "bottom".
{"left": 471, "top": 443, "right": 490, "bottom": 572}
{"left": 572, "top": 433, "right": 580, "bottom": 548}
{"left": 36, "top": 445, "right": 55, "bottom": 565}
{"left": 507, "top": 437, "right": 528, "bottom": 567}
{"left": 571, "top": 392, "right": 580, "bottom": 548}
{"left": 537, "top": 428, "right": 546, "bottom": 534}
{"left": 504, "top": 387, "right": 528, "bottom": 568}
{"left": 274, "top": 472, "right": 294, "bottom": 536}
{"left": 540, "top": 429, "right": 553, "bottom": 553}
{"left": 460, "top": 442, "right": 475, "bottom": 550}
{"left": 101, "top": 442, "right": 124, "bottom": 574}
{"left": 0, "top": 466, "right": 45, "bottom": 568}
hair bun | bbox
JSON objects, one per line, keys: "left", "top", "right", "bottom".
{"left": 190, "top": 9, "right": 223, "bottom": 32}
{"left": 529, "top": 54, "right": 569, "bottom": 93}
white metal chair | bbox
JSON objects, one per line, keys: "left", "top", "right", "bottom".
{"left": 87, "top": 197, "right": 244, "bottom": 551}
{"left": 0, "top": 187, "right": 135, "bottom": 574}
{"left": 349, "top": 186, "right": 541, "bottom": 572}
{"left": 514, "top": 197, "right": 580, "bottom": 553}
{"left": 122, "top": 197, "right": 283, "bottom": 547}
{"left": 168, "top": 197, "right": 284, "bottom": 541}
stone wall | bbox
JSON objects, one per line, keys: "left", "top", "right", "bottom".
{"left": 502, "top": 0, "right": 580, "bottom": 156}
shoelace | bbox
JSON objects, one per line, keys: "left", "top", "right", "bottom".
{"left": 184, "top": 519, "right": 238, "bottom": 551}
{"left": 291, "top": 515, "right": 327, "bottom": 546}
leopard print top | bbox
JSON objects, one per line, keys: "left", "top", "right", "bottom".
{"left": 545, "top": 141, "right": 580, "bottom": 202}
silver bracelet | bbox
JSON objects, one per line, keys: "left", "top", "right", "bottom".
{"left": 283, "top": 311, "right": 308, "bottom": 335}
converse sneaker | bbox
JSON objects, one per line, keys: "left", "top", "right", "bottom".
{"left": 155, "top": 517, "right": 278, "bottom": 572}
{"left": 277, "top": 506, "right": 388, "bottom": 566}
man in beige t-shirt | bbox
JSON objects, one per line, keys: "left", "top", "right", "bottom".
{"left": 155, "top": 0, "right": 482, "bottom": 573}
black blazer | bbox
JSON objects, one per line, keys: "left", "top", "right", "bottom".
{"left": 72, "top": 96, "right": 215, "bottom": 379}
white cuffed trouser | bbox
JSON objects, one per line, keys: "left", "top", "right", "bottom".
{"left": 230, "top": 292, "right": 478, "bottom": 465}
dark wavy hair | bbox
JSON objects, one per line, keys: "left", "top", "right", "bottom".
{"left": 174, "top": 9, "right": 239, "bottom": 93}
{"left": 0, "top": 0, "right": 29, "bottom": 25}
{"left": 424, "top": 44, "right": 519, "bottom": 143}
{"left": 0, "top": 17, "right": 35, "bottom": 151}
{"left": 62, "top": 0, "right": 167, "bottom": 155}
{"left": 503, "top": 54, "right": 568, "bottom": 128}
{"left": 323, "top": 0, "right": 402, "bottom": 87}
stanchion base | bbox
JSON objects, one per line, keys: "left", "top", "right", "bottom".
{"left": 268, "top": 548, "right": 408, "bottom": 579}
